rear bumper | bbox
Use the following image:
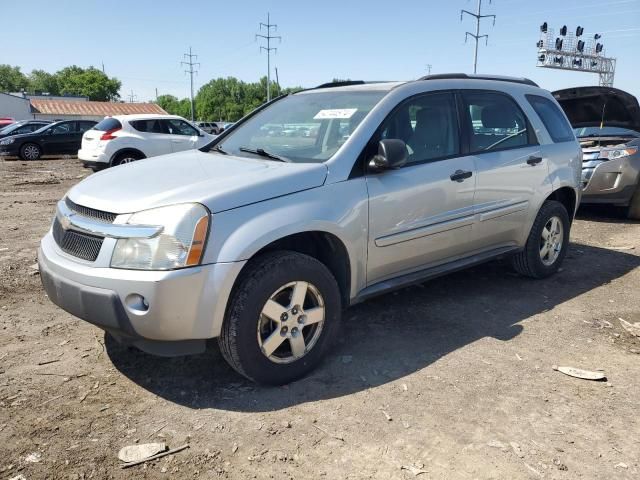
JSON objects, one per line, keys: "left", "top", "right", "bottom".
{"left": 78, "top": 148, "right": 109, "bottom": 164}
{"left": 38, "top": 232, "right": 246, "bottom": 356}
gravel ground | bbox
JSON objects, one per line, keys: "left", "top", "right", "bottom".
{"left": 1, "top": 157, "right": 639, "bottom": 479}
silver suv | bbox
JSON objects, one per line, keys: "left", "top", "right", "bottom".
{"left": 38, "top": 74, "right": 582, "bottom": 384}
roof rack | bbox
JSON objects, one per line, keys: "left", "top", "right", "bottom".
{"left": 315, "top": 80, "right": 366, "bottom": 89}
{"left": 419, "top": 73, "right": 539, "bottom": 87}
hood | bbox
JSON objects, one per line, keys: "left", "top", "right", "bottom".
{"left": 67, "top": 150, "right": 328, "bottom": 214}
{"left": 552, "top": 86, "right": 640, "bottom": 133}
{"left": 1, "top": 131, "right": 39, "bottom": 140}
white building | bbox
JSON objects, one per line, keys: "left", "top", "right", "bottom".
{"left": 0, "top": 92, "right": 32, "bottom": 121}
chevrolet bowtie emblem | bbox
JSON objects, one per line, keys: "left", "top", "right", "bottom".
{"left": 60, "top": 212, "right": 75, "bottom": 231}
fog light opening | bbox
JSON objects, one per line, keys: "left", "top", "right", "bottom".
{"left": 125, "top": 294, "right": 150, "bottom": 314}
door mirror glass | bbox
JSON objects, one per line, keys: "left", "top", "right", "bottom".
{"left": 369, "top": 139, "right": 408, "bottom": 171}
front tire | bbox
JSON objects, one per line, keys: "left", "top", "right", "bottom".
{"left": 20, "top": 143, "right": 41, "bottom": 161}
{"left": 219, "top": 251, "right": 342, "bottom": 385}
{"left": 512, "top": 200, "right": 570, "bottom": 278}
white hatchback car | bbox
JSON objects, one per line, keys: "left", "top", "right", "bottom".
{"left": 78, "top": 114, "right": 215, "bottom": 170}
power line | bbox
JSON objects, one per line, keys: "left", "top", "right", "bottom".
{"left": 461, "top": 0, "right": 496, "bottom": 74}
{"left": 181, "top": 46, "right": 200, "bottom": 121}
{"left": 256, "top": 13, "right": 281, "bottom": 103}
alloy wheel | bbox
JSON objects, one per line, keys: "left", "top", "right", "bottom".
{"left": 23, "top": 145, "right": 40, "bottom": 160}
{"left": 539, "top": 215, "right": 564, "bottom": 266}
{"left": 257, "top": 281, "right": 325, "bottom": 364}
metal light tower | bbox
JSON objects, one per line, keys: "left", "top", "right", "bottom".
{"left": 181, "top": 47, "right": 200, "bottom": 121}
{"left": 536, "top": 23, "right": 616, "bottom": 87}
{"left": 256, "top": 13, "right": 281, "bottom": 103}
{"left": 461, "top": 0, "right": 496, "bottom": 74}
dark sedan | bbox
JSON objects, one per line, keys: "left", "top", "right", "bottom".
{"left": 0, "top": 120, "right": 52, "bottom": 139}
{"left": 0, "top": 120, "right": 97, "bottom": 160}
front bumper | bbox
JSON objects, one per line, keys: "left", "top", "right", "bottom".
{"left": 581, "top": 154, "right": 640, "bottom": 205}
{"left": 38, "top": 231, "right": 246, "bottom": 356}
{"left": 0, "top": 144, "right": 20, "bottom": 156}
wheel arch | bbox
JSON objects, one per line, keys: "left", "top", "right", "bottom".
{"left": 233, "top": 230, "right": 352, "bottom": 308}
{"left": 546, "top": 186, "right": 578, "bottom": 220}
{"left": 110, "top": 148, "right": 146, "bottom": 166}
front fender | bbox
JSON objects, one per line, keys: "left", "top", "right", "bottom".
{"left": 203, "top": 179, "right": 369, "bottom": 299}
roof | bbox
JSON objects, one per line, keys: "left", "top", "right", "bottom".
{"left": 298, "top": 81, "right": 405, "bottom": 94}
{"left": 110, "top": 113, "right": 185, "bottom": 121}
{"left": 419, "top": 73, "right": 539, "bottom": 87}
{"left": 30, "top": 99, "right": 167, "bottom": 116}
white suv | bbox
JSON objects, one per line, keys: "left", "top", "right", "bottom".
{"left": 78, "top": 114, "right": 215, "bottom": 171}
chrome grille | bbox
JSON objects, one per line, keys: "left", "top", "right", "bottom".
{"left": 65, "top": 197, "right": 117, "bottom": 223}
{"left": 52, "top": 217, "right": 104, "bottom": 262}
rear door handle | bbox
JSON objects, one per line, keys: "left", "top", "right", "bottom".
{"left": 526, "top": 156, "right": 543, "bottom": 166}
{"left": 450, "top": 170, "right": 473, "bottom": 182}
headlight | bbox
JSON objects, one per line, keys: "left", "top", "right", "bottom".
{"left": 111, "top": 203, "right": 210, "bottom": 270}
{"left": 0, "top": 138, "right": 14, "bottom": 145}
{"left": 599, "top": 147, "right": 638, "bottom": 160}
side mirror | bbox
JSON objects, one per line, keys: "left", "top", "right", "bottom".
{"left": 369, "top": 139, "right": 408, "bottom": 171}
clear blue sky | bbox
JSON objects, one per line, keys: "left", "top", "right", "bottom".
{"left": 3, "top": 0, "right": 639, "bottom": 101}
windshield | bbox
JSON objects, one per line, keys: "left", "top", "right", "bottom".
{"left": 213, "top": 90, "right": 387, "bottom": 163}
{"left": 0, "top": 123, "right": 20, "bottom": 134}
{"left": 574, "top": 126, "right": 640, "bottom": 138}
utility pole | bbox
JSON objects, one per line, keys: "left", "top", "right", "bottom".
{"left": 155, "top": 87, "right": 158, "bottom": 102}
{"left": 426, "top": 64, "right": 432, "bottom": 75}
{"left": 127, "top": 90, "right": 137, "bottom": 103}
{"left": 275, "top": 66, "right": 281, "bottom": 96}
{"left": 256, "top": 13, "right": 281, "bottom": 103}
{"left": 461, "top": 0, "right": 496, "bottom": 74}
{"left": 181, "top": 47, "right": 200, "bottom": 121}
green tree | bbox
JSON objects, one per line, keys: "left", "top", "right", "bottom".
{"left": 156, "top": 94, "right": 192, "bottom": 118}
{"left": 0, "top": 64, "right": 29, "bottom": 92}
{"left": 56, "top": 66, "right": 121, "bottom": 101}
{"left": 194, "top": 76, "right": 300, "bottom": 122}
{"left": 28, "top": 69, "right": 59, "bottom": 95}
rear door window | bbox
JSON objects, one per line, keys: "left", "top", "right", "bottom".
{"left": 78, "top": 121, "right": 95, "bottom": 133}
{"left": 526, "top": 94, "right": 575, "bottom": 143}
{"left": 462, "top": 92, "right": 534, "bottom": 153}
{"left": 131, "top": 119, "right": 166, "bottom": 134}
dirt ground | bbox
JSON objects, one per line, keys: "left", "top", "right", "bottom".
{"left": 1, "top": 157, "right": 639, "bottom": 480}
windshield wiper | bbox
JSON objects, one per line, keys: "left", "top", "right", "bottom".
{"left": 208, "top": 144, "right": 229, "bottom": 155}
{"left": 239, "top": 146, "right": 290, "bottom": 162}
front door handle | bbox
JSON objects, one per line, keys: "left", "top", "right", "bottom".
{"left": 450, "top": 170, "right": 473, "bottom": 182}
{"left": 526, "top": 156, "right": 543, "bottom": 166}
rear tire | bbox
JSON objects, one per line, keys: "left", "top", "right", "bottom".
{"left": 512, "top": 200, "right": 570, "bottom": 279}
{"left": 626, "top": 183, "right": 640, "bottom": 220}
{"left": 219, "top": 251, "right": 341, "bottom": 385}
{"left": 20, "top": 143, "right": 41, "bottom": 161}
{"left": 111, "top": 151, "right": 143, "bottom": 167}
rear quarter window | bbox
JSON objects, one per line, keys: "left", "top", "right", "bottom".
{"left": 93, "top": 118, "right": 122, "bottom": 132}
{"left": 526, "top": 95, "right": 575, "bottom": 143}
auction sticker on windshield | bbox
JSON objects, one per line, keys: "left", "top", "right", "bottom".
{"left": 314, "top": 108, "right": 358, "bottom": 120}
